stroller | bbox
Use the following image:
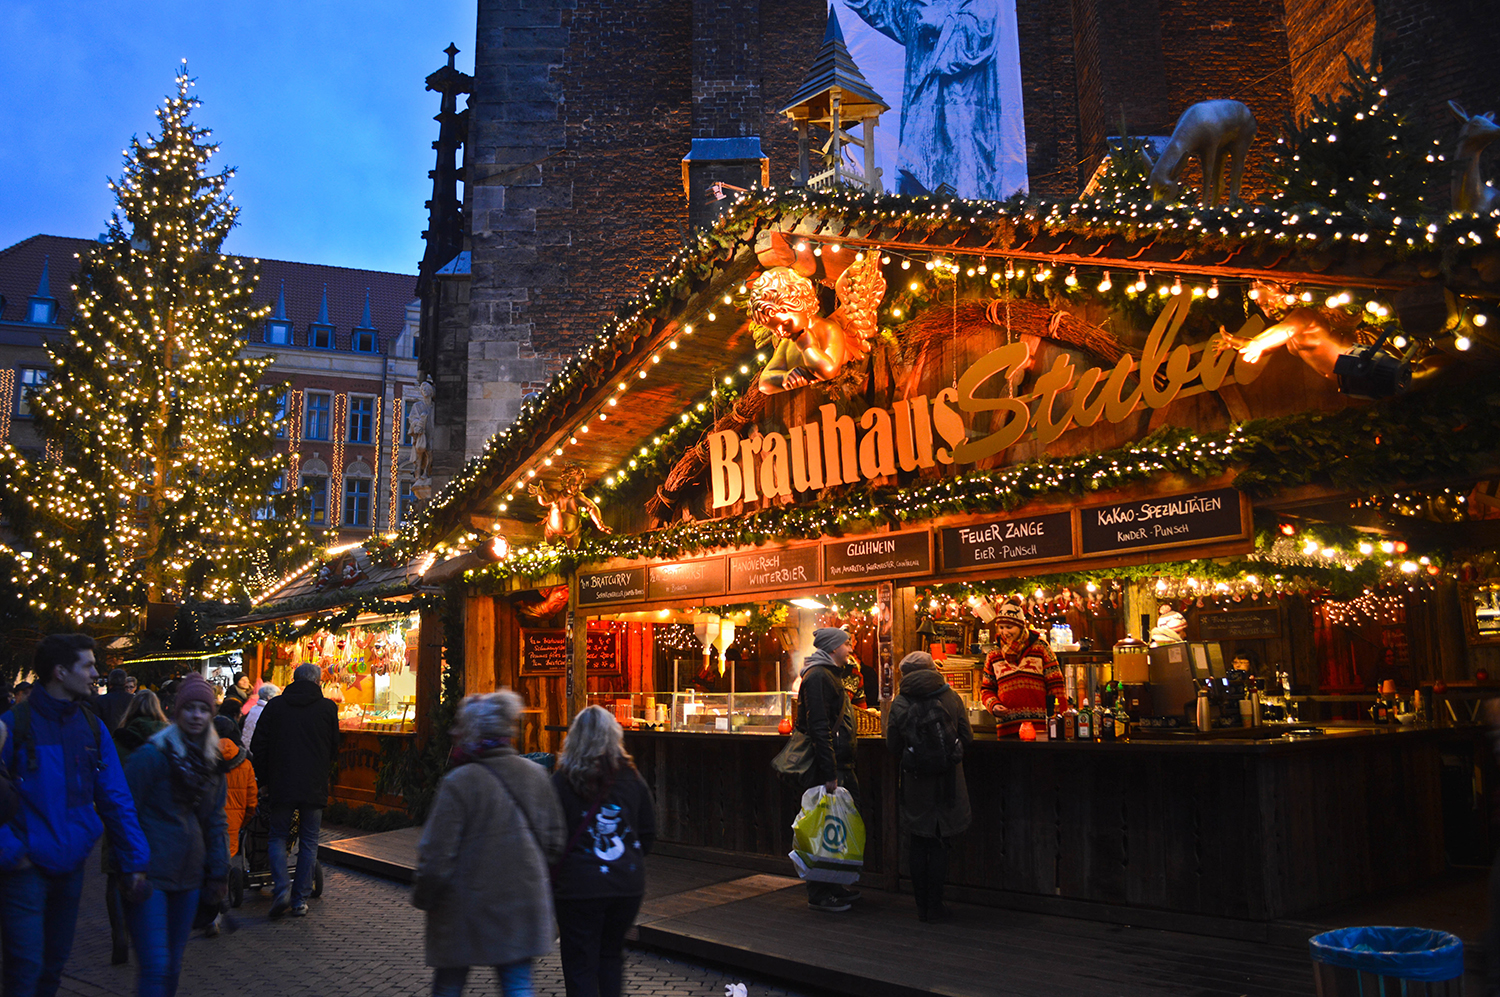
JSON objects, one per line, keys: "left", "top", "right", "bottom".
{"left": 228, "top": 805, "right": 324, "bottom": 908}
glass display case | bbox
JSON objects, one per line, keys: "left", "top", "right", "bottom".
{"left": 587, "top": 691, "right": 793, "bottom": 733}
{"left": 337, "top": 697, "right": 417, "bottom": 734}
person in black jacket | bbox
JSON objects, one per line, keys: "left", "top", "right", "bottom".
{"left": 94, "top": 669, "right": 133, "bottom": 731}
{"left": 796, "top": 626, "right": 861, "bottom": 913}
{"left": 248, "top": 663, "right": 339, "bottom": 919}
{"left": 551, "top": 706, "right": 655, "bottom": 997}
{"left": 886, "top": 651, "right": 972, "bottom": 922}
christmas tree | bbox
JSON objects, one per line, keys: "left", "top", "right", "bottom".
{"left": 1269, "top": 55, "right": 1436, "bottom": 215}
{"left": 0, "top": 69, "right": 316, "bottom": 626}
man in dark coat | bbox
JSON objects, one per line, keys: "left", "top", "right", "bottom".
{"left": 249, "top": 663, "right": 339, "bottom": 919}
{"left": 796, "top": 627, "right": 860, "bottom": 913}
{"left": 886, "top": 651, "right": 972, "bottom": 922}
{"left": 94, "top": 669, "right": 132, "bottom": 731}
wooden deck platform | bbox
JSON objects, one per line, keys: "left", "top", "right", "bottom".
{"left": 317, "top": 827, "right": 1491, "bottom": 996}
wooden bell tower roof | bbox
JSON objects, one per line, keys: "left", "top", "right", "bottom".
{"left": 780, "top": 6, "right": 888, "bottom": 122}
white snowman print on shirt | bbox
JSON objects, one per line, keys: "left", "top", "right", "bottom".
{"left": 590, "top": 803, "right": 628, "bottom": 871}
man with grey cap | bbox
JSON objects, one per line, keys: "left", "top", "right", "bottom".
{"left": 887, "top": 651, "right": 972, "bottom": 921}
{"left": 796, "top": 627, "right": 862, "bottom": 912}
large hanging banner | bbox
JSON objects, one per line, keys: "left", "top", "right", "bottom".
{"left": 834, "top": 0, "right": 1028, "bottom": 199}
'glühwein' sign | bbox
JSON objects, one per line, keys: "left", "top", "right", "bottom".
{"left": 941, "top": 512, "right": 1073, "bottom": 571}
{"left": 729, "top": 546, "right": 820, "bottom": 593}
{"left": 824, "top": 530, "right": 932, "bottom": 581}
{"left": 578, "top": 567, "right": 648, "bottom": 606}
{"left": 1079, "top": 488, "right": 1246, "bottom": 556}
{"left": 707, "top": 296, "right": 1271, "bottom": 509}
{"left": 648, "top": 558, "right": 725, "bottom": 601}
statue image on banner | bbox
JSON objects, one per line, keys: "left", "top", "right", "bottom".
{"left": 844, "top": 0, "right": 1008, "bottom": 199}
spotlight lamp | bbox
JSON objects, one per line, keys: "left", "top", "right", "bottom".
{"left": 1333, "top": 328, "right": 1411, "bottom": 399}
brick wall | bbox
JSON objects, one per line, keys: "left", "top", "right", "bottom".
{"left": 1377, "top": 0, "right": 1500, "bottom": 156}
{"left": 1283, "top": 0, "right": 1375, "bottom": 121}
{"left": 1017, "top": 0, "right": 1083, "bottom": 196}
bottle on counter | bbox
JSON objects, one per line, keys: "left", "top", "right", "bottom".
{"left": 1247, "top": 676, "right": 1261, "bottom": 727}
{"left": 1099, "top": 702, "right": 1116, "bottom": 741}
{"left": 1195, "top": 681, "right": 1213, "bottom": 732}
{"left": 1064, "top": 699, "right": 1079, "bottom": 740}
{"left": 1047, "top": 700, "right": 1064, "bottom": 741}
{"left": 1113, "top": 699, "right": 1130, "bottom": 741}
{"left": 1077, "top": 698, "right": 1093, "bottom": 741}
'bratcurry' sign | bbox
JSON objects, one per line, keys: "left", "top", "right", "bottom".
{"left": 707, "top": 296, "right": 1270, "bottom": 510}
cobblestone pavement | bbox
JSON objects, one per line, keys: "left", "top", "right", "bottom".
{"left": 55, "top": 844, "right": 816, "bottom": 997}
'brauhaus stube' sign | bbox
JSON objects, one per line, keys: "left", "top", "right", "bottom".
{"left": 706, "top": 296, "right": 1269, "bottom": 509}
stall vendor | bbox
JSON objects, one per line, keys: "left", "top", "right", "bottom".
{"left": 980, "top": 604, "right": 1064, "bottom": 737}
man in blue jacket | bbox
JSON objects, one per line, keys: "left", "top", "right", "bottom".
{"left": 0, "top": 634, "right": 150, "bottom": 996}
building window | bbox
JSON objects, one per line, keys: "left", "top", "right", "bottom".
{"left": 255, "top": 474, "right": 284, "bottom": 520}
{"left": 352, "top": 327, "right": 377, "bottom": 353}
{"left": 264, "top": 320, "right": 292, "bottom": 345}
{"left": 26, "top": 300, "right": 56, "bottom": 325}
{"left": 273, "top": 391, "right": 288, "bottom": 438}
{"left": 343, "top": 477, "right": 371, "bottom": 528}
{"left": 410, "top": 332, "right": 420, "bottom": 358}
{"left": 304, "top": 391, "right": 331, "bottom": 441}
{"left": 347, "top": 395, "right": 374, "bottom": 444}
{"left": 309, "top": 323, "right": 334, "bottom": 349}
{"left": 16, "top": 368, "right": 48, "bottom": 418}
{"left": 398, "top": 479, "right": 417, "bottom": 524}
{"left": 302, "top": 475, "right": 328, "bottom": 526}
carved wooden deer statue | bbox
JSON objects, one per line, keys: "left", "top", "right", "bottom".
{"left": 1145, "top": 100, "right": 1257, "bottom": 208}
{"left": 1449, "top": 101, "right": 1500, "bottom": 214}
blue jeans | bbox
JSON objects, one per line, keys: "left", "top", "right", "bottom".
{"left": 127, "top": 888, "right": 198, "bottom": 997}
{"left": 433, "top": 961, "right": 533, "bottom": 996}
{"left": 268, "top": 804, "right": 321, "bottom": 905}
{"left": 0, "top": 865, "right": 86, "bottom": 997}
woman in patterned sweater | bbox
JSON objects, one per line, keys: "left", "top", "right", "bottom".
{"left": 979, "top": 603, "right": 1065, "bottom": 736}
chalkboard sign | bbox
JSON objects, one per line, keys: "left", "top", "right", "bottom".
{"left": 521, "top": 628, "right": 620, "bottom": 676}
{"left": 729, "top": 546, "right": 819, "bottom": 593}
{"left": 823, "top": 530, "right": 931, "bottom": 582}
{"left": 941, "top": 512, "right": 1073, "bottom": 572}
{"left": 1196, "top": 607, "right": 1281, "bottom": 641}
{"left": 1079, "top": 488, "right": 1246, "bottom": 557}
{"left": 578, "top": 567, "right": 648, "bottom": 606}
{"left": 648, "top": 558, "right": 725, "bottom": 601}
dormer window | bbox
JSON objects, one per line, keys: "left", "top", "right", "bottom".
{"left": 26, "top": 299, "right": 56, "bottom": 325}
{"left": 265, "top": 320, "right": 292, "bottom": 345}
{"left": 309, "top": 323, "right": 334, "bottom": 349}
{"left": 352, "top": 327, "right": 376, "bottom": 353}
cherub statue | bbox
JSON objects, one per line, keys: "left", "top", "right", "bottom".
{"left": 1219, "top": 282, "right": 1360, "bottom": 379}
{"left": 754, "top": 251, "right": 886, "bottom": 394}
{"left": 528, "top": 465, "right": 612, "bottom": 549}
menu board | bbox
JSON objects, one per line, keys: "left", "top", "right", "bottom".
{"left": 823, "top": 530, "right": 931, "bottom": 582}
{"left": 940, "top": 512, "right": 1073, "bottom": 571}
{"left": 578, "top": 567, "right": 648, "bottom": 606}
{"left": 1079, "top": 488, "right": 1246, "bottom": 556}
{"left": 521, "top": 629, "right": 620, "bottom": 676}
{"left": 728, "top": 545, "right": 820, "bottom": 593}
{"left": 648, "top": 558, "right": 725, "bottom": 601}
{"left": 1196, "top": 607, "right": 1281, "bottom": 641}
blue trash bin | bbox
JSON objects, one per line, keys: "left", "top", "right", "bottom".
{"left": 1309, "top": 926, "right": 1465, "bottom": 995}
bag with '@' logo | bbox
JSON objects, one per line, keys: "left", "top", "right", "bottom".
{"left": 789, "top": 785, "right": 865, "bottom": 884}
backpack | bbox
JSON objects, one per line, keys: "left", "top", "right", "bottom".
{"left": 6, "top": 700, "right": 106, "bottom": 778}
{"left": 900, "top": 694, "right": 963, "bottom": 775}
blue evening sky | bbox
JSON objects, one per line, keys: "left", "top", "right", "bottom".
{"left": 0, "top": 1, "right": 477, "bottom": 275}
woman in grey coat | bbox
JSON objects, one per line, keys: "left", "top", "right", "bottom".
{"left": 886, "top": 652, "right": 973, "bottom": 922}
{"left": 414, "top": 691, "right": 566, "bottom": 996}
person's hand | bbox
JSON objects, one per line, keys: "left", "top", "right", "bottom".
{"left": 204, "top": 879, "right": 227, "bottom": 904}
{"left": 124, "top": 873, "right": 153, "bottom": 905}
{"left": 823, "top": 779, "right": 838, "bottom": 793}
{"left": 989, "top": 703, "right": 1009, "bottom": 718}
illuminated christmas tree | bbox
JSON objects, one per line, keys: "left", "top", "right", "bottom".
{"left": 1269, "top": 55, "right": 1436, "bottom": 215}
{"left": 0, "top": 69, "right": 316, "bottom": 626}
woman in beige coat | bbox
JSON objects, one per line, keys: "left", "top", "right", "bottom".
{"left": 414, "top": 691, "right": 566, "bottom": 996}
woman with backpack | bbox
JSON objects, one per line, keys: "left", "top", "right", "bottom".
{"left": 123, "top": 673, "right": 229, "bottom": 996}
{"left": 887, "top": 652, "right": 972, "bottom": 922}
{"left": 413, "top": 691, "right": 565, "bottom": 997}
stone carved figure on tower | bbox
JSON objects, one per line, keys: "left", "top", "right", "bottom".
{"left": 754, "top": 250, "right": 886, "bottom": 394}
{"left": 405, "top": 380, "right": 435, "bottom": 483}
{"left": 1145, "top": 100, "right": 1257, "bottom": 208}
{"left": 529, "top": 465, "right": 612, "bottom": 549}
{"left": 844, "top": 0, "right": 1006, "bottom": 199}
{"left": 1448, "top": 101, "right": 1500, "bottom": 214}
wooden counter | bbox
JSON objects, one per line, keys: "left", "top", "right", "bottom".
{"left": 624, "top": 726, "right": 1462, "bottom": 933}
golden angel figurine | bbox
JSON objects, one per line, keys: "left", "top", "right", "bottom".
{"left": 528, "top": 465, "right": 612, "bottom": 549}
{"left": 754, "top": 250, "right": 886, "bottom": 394}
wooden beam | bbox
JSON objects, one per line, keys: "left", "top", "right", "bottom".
{"left": 414, "top": 608, "right": 444, "bottom": 746}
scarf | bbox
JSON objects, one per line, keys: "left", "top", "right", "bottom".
{"left": 448, "top": 736, "right": 511, "bottom": 768}
{"left": 155, "top": 724, "right": 218, "bottom": 810}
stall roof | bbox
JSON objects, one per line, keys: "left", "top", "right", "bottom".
{"left": 234, "top": 544, "right": 432, "bottom": 621}
{"left": 399, "top": 187, "right": 1498, "bottom": 553}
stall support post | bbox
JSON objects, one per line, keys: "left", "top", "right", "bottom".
{"left": 566, "top": 575, "right": 588, "bottom": 726}
{"left": 886, "top": 585, "right": 917, "bottom": 712}
{"left": 463, "top": 594, "right": 497, "bottom": 696}
{"left": 414, "top": 608, "right": 444, "bottom": 745}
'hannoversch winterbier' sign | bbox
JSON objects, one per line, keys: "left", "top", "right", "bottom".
{"left": 729, "top": 545, "right": 820, "bottom": 593}
{"left": 648, "top": 558, "right": 726, "bottom": 601}
{"left": 577, "top": 567, "right": 648, "bottom": 607}
{"left": 1079, "top": 488, "right": 1247, "bottom": 556}
{"left": 823, "top": 530, "right": 932, "bottom": 581}
{"left": 941, "top": 512, "right": 1073, "bottom": 572}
